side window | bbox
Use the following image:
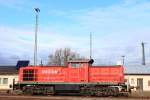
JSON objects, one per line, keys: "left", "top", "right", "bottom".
{"left": 3, "top": 78, "right": 8, "bottom": 84}
{"left": 71, "top": 63, "right": 82, "bottom": 68}
{"left": 131, "top": 78, "right": 135, "bottom": 84}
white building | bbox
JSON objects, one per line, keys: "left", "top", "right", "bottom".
{"left": 124, "top": 65, "right": 150, "bottom": 91}
{"left": 0, "top": 66, "right": 18, "bottom": 90}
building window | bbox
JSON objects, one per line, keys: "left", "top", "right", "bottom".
{"left": 131, "top": 78, "right": 135, "bottom": 84}
{"left": 3, "top": 78, "right": 8, "bottom": 84}
{"left": 148, "top": 81, "right": 150, "bottom": 86}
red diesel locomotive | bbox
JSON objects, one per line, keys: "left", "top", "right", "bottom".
{"left": 17, "top": 59, "right": 129, "bottom": 96}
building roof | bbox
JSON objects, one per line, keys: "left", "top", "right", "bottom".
{"left": 124, "top": 64, "right": 150, "bottom": 75}
{"left": 0, "top": 66, "right": 18, "bottom": 75}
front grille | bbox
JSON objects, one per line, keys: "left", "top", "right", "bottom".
{"left": 23, "top": 69, "right": 35, "bottom": 81}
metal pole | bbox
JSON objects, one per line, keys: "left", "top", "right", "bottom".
{"left": 90, "top": 33, "right": 92, "bottom": 59}
{"left": 141, "top": 42, "right": 146, "bottom": 65}
{"left": 122, "top": 55, "right": 125, "bottom": 65}
{"left": 34, "top": 8, "right": 40, "bottom": 66}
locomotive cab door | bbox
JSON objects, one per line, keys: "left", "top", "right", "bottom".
{"left": 68, "top": 59, "right": 93, "bottom": 83}
{"left": 68, "top": 62, "right": 87, "bottom": 82}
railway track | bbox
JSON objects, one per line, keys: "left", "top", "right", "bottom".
{"left": 0, "top": 94, "right": 150, "bottom": 100}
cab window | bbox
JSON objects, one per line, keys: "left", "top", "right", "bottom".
{"left": 71, "top": 63, "right": 82, "bottom": 68}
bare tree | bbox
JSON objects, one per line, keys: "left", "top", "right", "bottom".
{"left": 48, "top": 48, "right": 84, "bottom": 66}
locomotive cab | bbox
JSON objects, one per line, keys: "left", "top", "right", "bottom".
{"left": 67, "top": 59, "right": 94, "bottom": 82}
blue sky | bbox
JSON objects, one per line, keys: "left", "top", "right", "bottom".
{"left": 0, "top": 0, "right": 150, "bottom": 65}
